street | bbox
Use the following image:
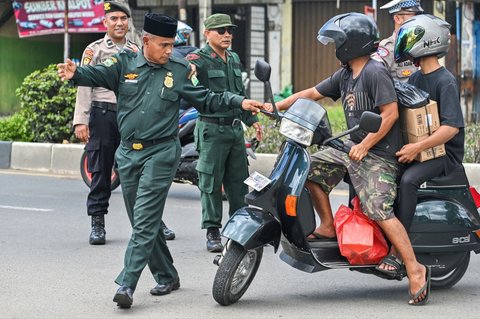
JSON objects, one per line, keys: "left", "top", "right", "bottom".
{"left": 1, "top": 169, "right": 480, "bottom": 319}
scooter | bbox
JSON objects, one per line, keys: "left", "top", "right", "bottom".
{"left": 211, "top": 59, "right": 480, "bottom": 306}
{"left": 80, "top": 107, "right": 259, "bottom": 190}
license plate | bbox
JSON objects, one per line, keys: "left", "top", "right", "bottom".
{"left": 244, "top": 171, "right": 272, "bottom": 191}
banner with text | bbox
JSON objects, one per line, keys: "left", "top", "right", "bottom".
{"left": 12, "top": 0, "right": 107, "bottom": 38}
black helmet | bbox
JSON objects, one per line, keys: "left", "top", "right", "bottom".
{"left": 394, "top": 14, "right": 451, "bottom": 63}
{"left": 317, "top": 12, "right": 379, "bottom": 65}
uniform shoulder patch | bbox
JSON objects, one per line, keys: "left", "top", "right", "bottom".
{"left": 82, "top": 48, "right": 94, "bottom": 65}
{"left": 377, "top": 47, "right": 390, "bottom": 58}
{"left": 102, "top": 56, "right": 118, "bottom": 67}
{"left": 186, "top": 53, "right": 200, "bottom": 61}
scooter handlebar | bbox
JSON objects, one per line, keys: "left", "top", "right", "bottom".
{"left": 326, "top": 139, "right": 351, "bottom": 154}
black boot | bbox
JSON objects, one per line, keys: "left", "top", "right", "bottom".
{"left": 206, "top": 227, "right": 223, "bottom": 252}
{"left": 89, "top": 215, "right": 106, "bottom": 245}
{"left": 161, "top": 222, "right": 175, "bottom": 240}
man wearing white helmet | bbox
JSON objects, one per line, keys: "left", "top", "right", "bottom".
{"left": 373, "top": 0, "right": 423, "bottom": 82}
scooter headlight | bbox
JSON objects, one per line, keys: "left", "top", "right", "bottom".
{"left": 279, "top": 118, "right": 314, "bottom": 146}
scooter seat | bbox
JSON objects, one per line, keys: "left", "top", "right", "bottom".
{"left": 421, "top": 167, "right": 468, "bottom": 188}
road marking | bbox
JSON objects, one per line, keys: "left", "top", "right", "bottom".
{"left": 0, "top": 205, "right": 53, "bottom": 212}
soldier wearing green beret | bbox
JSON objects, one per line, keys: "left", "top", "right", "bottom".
{"left": 58, "top": 13, "right": 263, "bottom": 309}
{"left": 186, "top": 13, "right": 263, "bottom": 253}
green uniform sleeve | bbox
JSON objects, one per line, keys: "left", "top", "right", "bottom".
{"left": 71, "top": 57, "right": 121, "bottom": 93}
{"left": 181, "top": 71, "right": 244, "bottom": 113}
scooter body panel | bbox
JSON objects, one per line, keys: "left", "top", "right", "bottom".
{"left": 222, "top": 207, "right": 282, "bottom": 252}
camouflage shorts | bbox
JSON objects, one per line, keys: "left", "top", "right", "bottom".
{"left": 308, "top": 143, "right": 400, "bottom": 221}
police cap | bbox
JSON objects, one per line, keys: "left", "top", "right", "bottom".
{"left": 380, "top": 0, "right": 424, "bottom": 15}
{"left": 143, "top": 13, "right": 177, "bottom": 38}
{"left": 104, "top": 1, "right": 131, "bottom": 17}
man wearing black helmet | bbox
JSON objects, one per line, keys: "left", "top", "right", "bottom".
{"left": 269, "top": 12, "right": 430, "bottom": 306}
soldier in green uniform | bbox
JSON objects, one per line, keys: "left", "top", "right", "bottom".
{"left": 186, "top": 13, "right": 263, "bottom": 252}
{"left": 57, "top": 13, "right": 263, "bottom": 309}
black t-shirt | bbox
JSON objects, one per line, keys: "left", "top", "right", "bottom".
{"left": 408, "top": 67, "right": 465, "bottom": 171}
{"left": 315, "top": 59, "right": 402, "bottom": 160}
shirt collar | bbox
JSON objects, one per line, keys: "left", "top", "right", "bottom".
{"left": 104, "top": 33, "right": 127, "bottom": 49}
{"left": 136, "top": 50, "right": 172, "bottom": 70}
{"left": 205, "top": 44, "right": 231, "bottom": 59}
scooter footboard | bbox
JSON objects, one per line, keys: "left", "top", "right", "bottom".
{"left": 222, "top": 207, "right": 281, "bottom": 252}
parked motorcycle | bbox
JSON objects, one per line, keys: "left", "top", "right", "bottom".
{"left": 80, "top": 107, "right": 259, "bottom": 191}
{"left": 211, "top": 59, "right": 480, "bottom": 306}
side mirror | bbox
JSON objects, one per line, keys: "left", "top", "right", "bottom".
{"left": 254, "top": 59, "right": 271, "bottom": 82}
{"left": 359, "top": 111, "right": 382, "bottom": 133}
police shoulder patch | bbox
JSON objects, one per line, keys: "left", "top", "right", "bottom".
{"left": 377, "top": 47, "right": 390, "bottom": 58}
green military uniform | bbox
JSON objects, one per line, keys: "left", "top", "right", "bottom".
{"left": 187, "top": 44, "right": 258, "bottom": 229}
{"left": 71, "top": 49, "right": 245, "bottom": 290}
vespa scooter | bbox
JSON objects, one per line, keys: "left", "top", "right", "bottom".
{"left": 211, "top": 59, "right": 480, "bottom": 306}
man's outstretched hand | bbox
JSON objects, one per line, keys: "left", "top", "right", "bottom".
{"left": 57, "top": 58, "right": 77, "bottom": 81}
{"left": 241, "top": 99, "right": 264, "bottom": 115}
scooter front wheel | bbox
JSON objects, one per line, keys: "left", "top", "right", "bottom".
{"left": 212, "top": 240, "right": 263, "bottom": 306}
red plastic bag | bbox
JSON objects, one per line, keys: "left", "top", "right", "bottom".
{"left": 334, "top": 196, "right": 388, "bottom": 265}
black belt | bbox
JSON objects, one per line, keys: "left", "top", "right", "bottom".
{"left": 92, "top": 101, "right": 117, "bottom": 112}
{"left": 199, "top": 116, "right": 241, "bottom": 127}
{"left": 122, "top": 135, "right": 175, "bottom": 151}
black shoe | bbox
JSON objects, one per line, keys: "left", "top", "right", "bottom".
{"left": 150, "top": 277, "right": 180, "bottom": 296}
{"left": 89, "top": 215, "right": 106, "bottom": 245}
{"left": 113, "top": 285, "right": 134, "bottom": 309}
{"left": 161, "top": 222, "right": 175, "bottom": 240}
{"left": 206, "top": 227, "right": 223, "bottom": 253}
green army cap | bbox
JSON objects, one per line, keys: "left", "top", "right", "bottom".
{"left": 104, "top": 1, "right": 131, "bottom": 17}
{"left": 204, "top": 13, "right": 237, "bottom": 29}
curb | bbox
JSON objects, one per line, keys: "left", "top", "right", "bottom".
{"left": 2, "top": 141, "right": 480, "bottom": 188}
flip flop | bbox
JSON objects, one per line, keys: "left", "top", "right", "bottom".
{"left": 408, "top": 265, "right": 431, "bottom": 306}
{"left": 375, "top": 254, "right": 404, "bottom": 277}
{"left": 307, "top": 232, "right": 337, "bottom": 241}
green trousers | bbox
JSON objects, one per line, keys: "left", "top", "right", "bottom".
{"left": 114, "top": 139, "right": 181, "bottom": 290}
{"left": 195, "top": 120, "right": 249, "bottom": 229}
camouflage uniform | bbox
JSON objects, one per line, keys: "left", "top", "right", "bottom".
{"left": 309, "top": 141, "right": 400, "bottom": 221}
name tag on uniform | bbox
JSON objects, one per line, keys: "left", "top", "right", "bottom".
{"left": 125, "top": 79, "right": 138, "bottom": 83}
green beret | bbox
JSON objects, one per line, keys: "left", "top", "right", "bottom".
{"left": 104, "top": 1, "right": 131, "bottom": 17}
{"left": 204, "top": 13, "right": 237, "bottom": 29}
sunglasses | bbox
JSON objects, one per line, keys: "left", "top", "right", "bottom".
{"left": 211, "top": 27, "right": 234, "bottom": 35}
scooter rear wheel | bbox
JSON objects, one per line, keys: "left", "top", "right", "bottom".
{"left": 212, "top": 240, "right": 263, "bottom": 306}
{"left": 430, "top": 252, "right": 470, "bottom": 290}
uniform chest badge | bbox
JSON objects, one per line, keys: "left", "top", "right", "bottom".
{"left": 164, "top": 72, "right": 174, "bottom": 88}
{"left": 124, "top": 73, "right": 138, "bottom": 83}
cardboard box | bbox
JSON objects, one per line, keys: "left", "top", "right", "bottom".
{"left": 400, "top": 101, "right": 440, "bottom": 136}
{"left": 401, "top": 131, "right": 446, "bottom": 162}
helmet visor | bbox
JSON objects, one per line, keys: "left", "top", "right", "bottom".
{"left": 317, "top": 18, "right": 345, "bottom": 46}
{"left": 394, "top": 25, "right": 425, "bottom": 62}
